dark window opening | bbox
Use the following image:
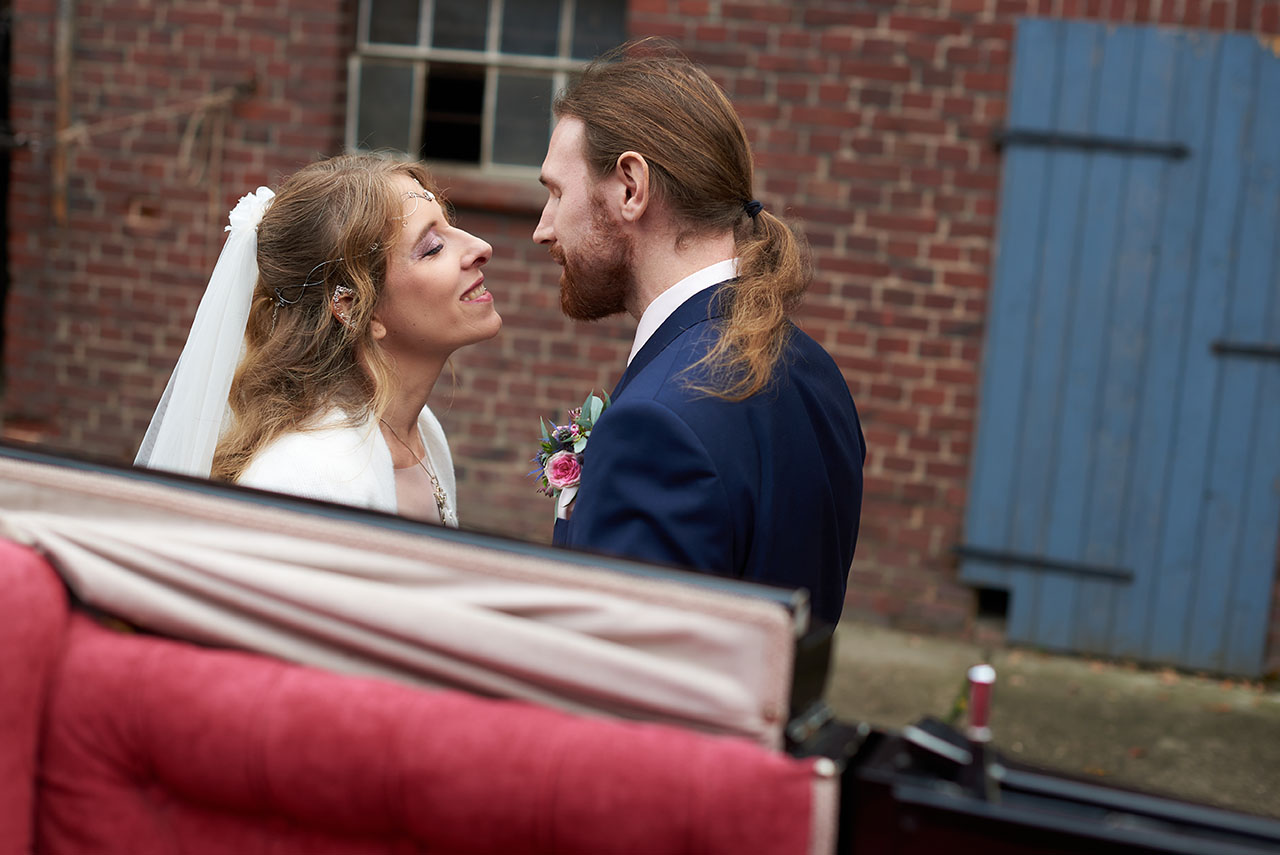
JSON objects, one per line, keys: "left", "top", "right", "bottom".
{"left": 976, "top": 587, "right": 1009, "bottom": 621}
{"left": 421, "top": 64, "right": 484, "bottom": 164}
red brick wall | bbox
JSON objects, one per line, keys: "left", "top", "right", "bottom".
{"left": 5, "top": 0, "right": 1279, "bottom": 670}
{"left": 4, "top": 0, "right": 352, "bottom": 457}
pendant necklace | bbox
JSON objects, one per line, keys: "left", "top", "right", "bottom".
{"left": 379, "top": 417, "right": 451, "bottom": 525}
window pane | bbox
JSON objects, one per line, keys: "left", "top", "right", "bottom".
{"left": 367, "top": 0, "right": 420, "bottom": 46}
{"left": 500, "top": 0, "right": 559, "bottom": 57}
{"left": 421, "top": 64, "right": 484, "bottom": 163}
{"left": 356, "top": 60, "right": 416, "bottom": 152}
{"left": 571, "top": 0, "right": 626, "bottom": 60}
{"left": 432, "top": 0, "right": 488, "bottom": 51}
{"left": 492, "top": 72, "right": 552, "bottom": 167}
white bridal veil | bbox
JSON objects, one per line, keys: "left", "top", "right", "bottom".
{"left": 134, "top": 187, "right": 275, "bottom": 477}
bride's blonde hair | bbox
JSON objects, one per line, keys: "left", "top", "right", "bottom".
{"left": 211, "top": 153, "right": 443, "bottom": 482}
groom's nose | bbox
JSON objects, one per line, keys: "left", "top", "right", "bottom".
{"left": 532, "top": 204, "right": 554, "bottom": 245}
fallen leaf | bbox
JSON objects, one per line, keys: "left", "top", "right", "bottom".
{"left": 1084, "top": 766, "right": 1109, "bottom": 776}
{"left": 1127, "top": 747, "right": 1147, "bottom": 759}
{"left": 1159, "top": 669, "right": 1180, "bottom": 685}
{"left": 1207, "top": 703, "right": 1233, "bottom": 714}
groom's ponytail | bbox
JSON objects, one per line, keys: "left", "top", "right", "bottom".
{"left": 556, "top": 42, "right": 812, "bottom": 401}
{"left": 688, "top": 206, "right": 811, "bottom": 400}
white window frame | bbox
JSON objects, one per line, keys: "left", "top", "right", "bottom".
{"left": 347, "top": 0, "right": 616, "bottom": 174}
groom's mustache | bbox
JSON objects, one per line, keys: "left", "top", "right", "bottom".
{"left": 548, "top": 244, "right": 566, "bottom": 266}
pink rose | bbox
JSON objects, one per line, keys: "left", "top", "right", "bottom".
{"left": 544, "top": 450, "right": 581, "bottom": 490}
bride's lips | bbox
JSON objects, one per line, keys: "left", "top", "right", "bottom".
{"left": 460, "top": 276, "right": 491, "bottom": 303}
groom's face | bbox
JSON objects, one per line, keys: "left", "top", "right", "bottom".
{"left": 535, "top": 117, "right": 635, "bottom": 321}
{"left": 554, "top": 193, "right": 634, "bottom": 321}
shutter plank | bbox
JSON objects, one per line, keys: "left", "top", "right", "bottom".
{"left": 1058, "top": 24, "right": 1142, "bottom": 653}
{"left": 1190, "top": 41, "right": 1280, "bottom": 672}
{"left": 1147, "top": 35, "right": 1247, "bottom": 665}
{"left": 1007, "top": 21, "right": 1097, "bottom": 645}
{"left": 1094, "top": 28, "right": 1181, "bottom": 659}
{"left": 960, "top": 18, "right": 1060, "bottom": 603}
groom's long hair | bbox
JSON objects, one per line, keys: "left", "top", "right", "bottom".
{"left": 554, "top": 41, "right": 812, "bottom": 401}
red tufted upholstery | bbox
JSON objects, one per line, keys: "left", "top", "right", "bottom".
{"left": 1, "top": 539, "right": 822, "bottom": 854}
{"left": 0, "top": 540, "right": 69, "bottom": 852}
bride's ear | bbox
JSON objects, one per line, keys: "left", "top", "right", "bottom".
{"left": 330, "top": 285, "right": 356, "bottom": 329}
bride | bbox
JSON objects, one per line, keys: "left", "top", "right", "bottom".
{"left": 135, "top": 154, "right": 501, "bottom": 527}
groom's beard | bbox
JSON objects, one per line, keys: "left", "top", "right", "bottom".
{"left": 555, "top": 202, "right": 635, "bottom": 321}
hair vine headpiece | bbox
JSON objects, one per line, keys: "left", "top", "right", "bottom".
{"left": 269, "top": 243, "right": 381, "bottom": 331}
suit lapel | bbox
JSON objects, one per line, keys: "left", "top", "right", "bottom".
{"left": 611, "top": 280, "right": 733, "bottom": 399}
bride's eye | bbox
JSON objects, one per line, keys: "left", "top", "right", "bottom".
{"left": 419, "top": 237, "right": 443, "bottom": 259}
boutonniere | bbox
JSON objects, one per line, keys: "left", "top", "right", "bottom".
{"left": 531, "top": 391, "right": 611, "bottom": 520}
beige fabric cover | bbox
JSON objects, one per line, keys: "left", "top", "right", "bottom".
{"left": 0, "top": 454, "right": 803, "bottom": 751}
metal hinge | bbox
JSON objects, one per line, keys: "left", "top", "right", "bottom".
{"left": 955, "top": 544, "right": 1133, "bottom": 582}
{"left": 992, "top": 128, "right": 1190, "bottom": 160}
{"left": 1211, "top": 340, "right": 1280, "bottom": 362}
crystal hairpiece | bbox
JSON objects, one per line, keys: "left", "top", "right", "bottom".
{"left": 397, "top": 186, "right": 436, "bottom": 226}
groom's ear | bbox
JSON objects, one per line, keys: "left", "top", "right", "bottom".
{"left": 613, "top": 151, "right": 649, "bottom": 223}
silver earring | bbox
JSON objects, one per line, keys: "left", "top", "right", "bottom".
{"left": 332, "top": 284, "right": 355, "bottom": 328}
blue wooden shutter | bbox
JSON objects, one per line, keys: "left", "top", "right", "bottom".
{"left": 961, "top": 19, "right": 1280, "bottom": 675}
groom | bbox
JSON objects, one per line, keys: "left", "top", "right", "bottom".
{"left": 533, "top": 48, "right": 865, "bottom": 626}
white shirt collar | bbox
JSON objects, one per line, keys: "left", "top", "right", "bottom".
{"left": 627, "top": 258, "right": 739, "bottom": 366}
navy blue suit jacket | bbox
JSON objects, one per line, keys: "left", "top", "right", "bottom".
{"left": 553, "top": 283, "right": 865, "bottom": 625}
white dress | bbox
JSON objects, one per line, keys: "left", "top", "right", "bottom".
{"left": 236, "top": 406, "right": 458, "bottom": 527}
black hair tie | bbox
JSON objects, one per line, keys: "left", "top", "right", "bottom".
{"left": 744, "top": 199, "right": 763, "bottom": 219}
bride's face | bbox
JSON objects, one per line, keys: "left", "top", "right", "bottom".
{"left": 371, "top": 175, "right": 502, "bottom": 364}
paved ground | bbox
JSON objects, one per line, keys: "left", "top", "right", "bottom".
{"left": 824, "top": 621, "right": 1280, "bottom": 820}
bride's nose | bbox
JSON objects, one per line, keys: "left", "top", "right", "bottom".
{"left": 463, "top": 232, "right": 492, "bottom": 267}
